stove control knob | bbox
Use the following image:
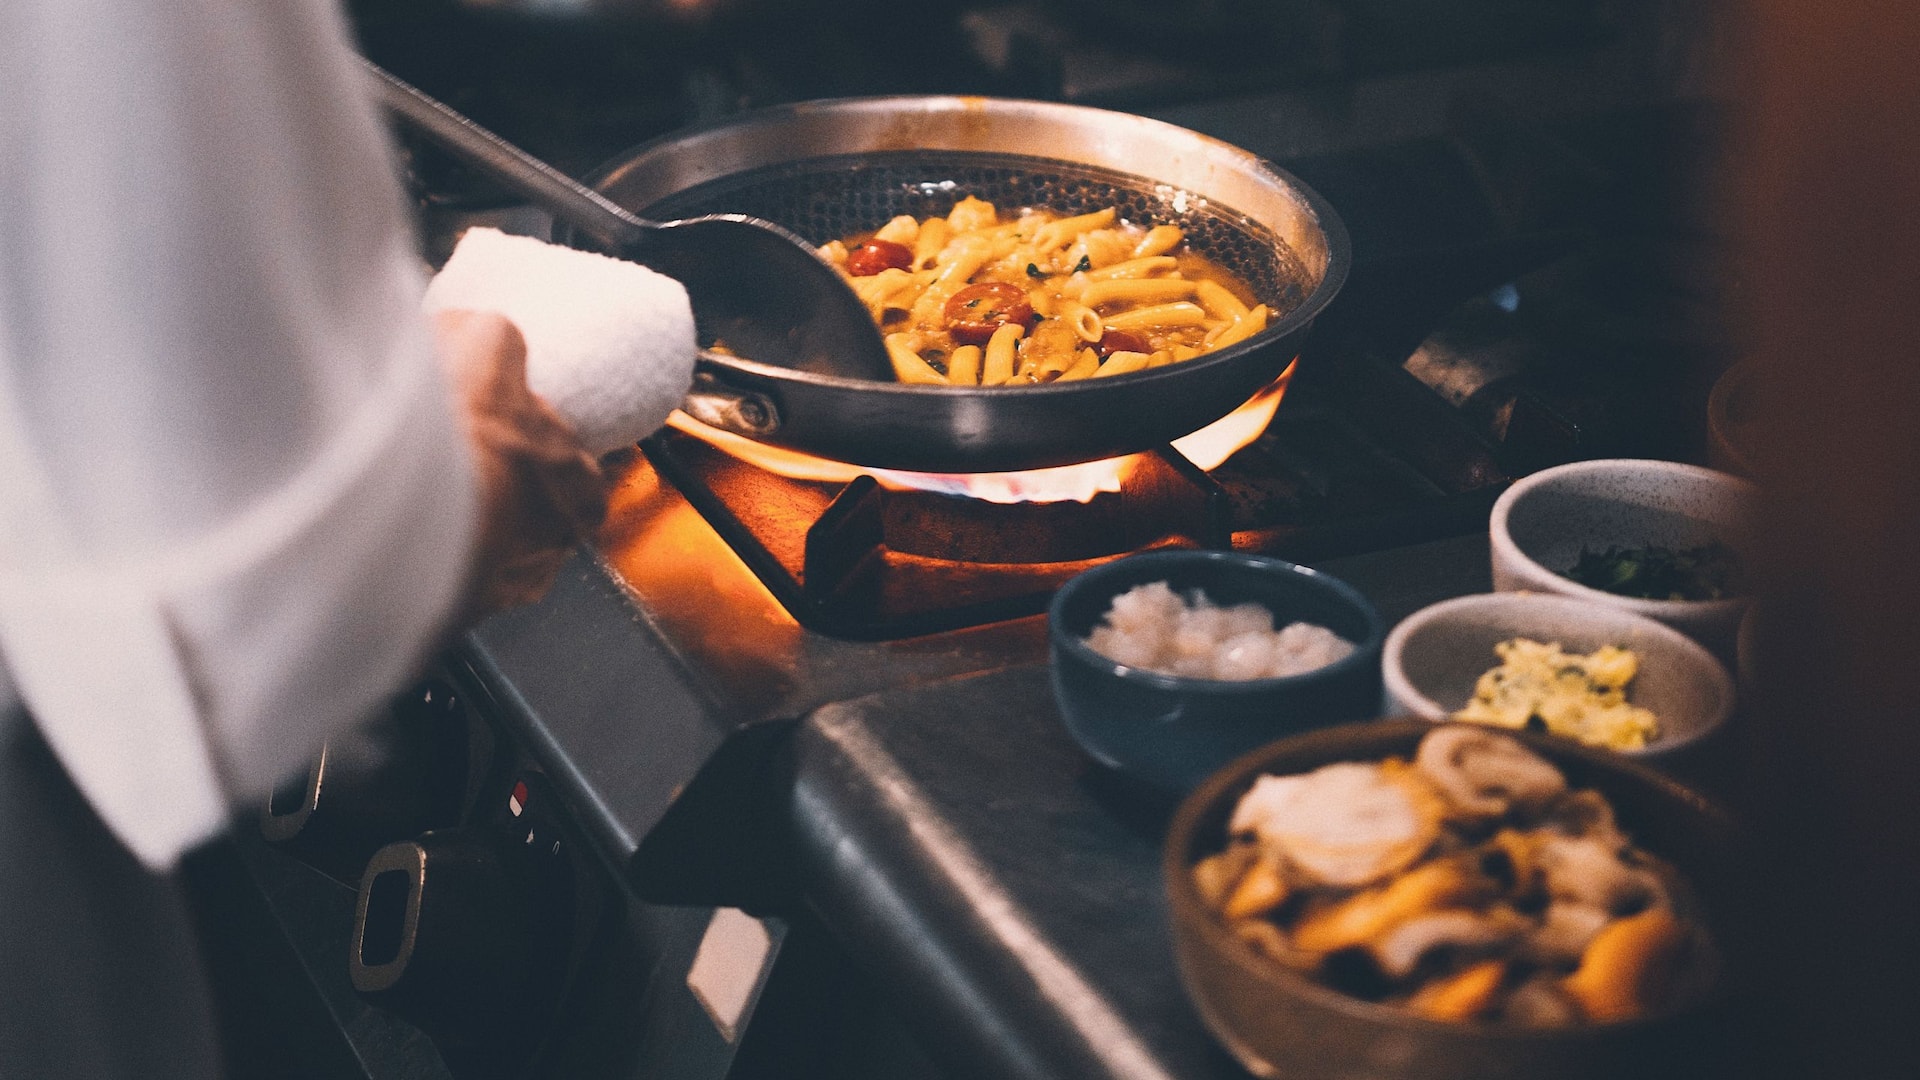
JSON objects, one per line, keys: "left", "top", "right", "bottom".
{"left": 348, "top": 776, "right": 574, "bottom": 1068}
{"left": 260, "top": 679, "right": 472, "bottom": 882}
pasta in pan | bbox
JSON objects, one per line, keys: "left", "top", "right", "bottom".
{"left": 819, "top": 196, "right": 1271, "bottom": 386}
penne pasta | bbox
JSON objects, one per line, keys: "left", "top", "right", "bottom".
{"left": 1101, "top": 301, "right": 1210, "bottom": 331}
{"left": 912, "top": 217, "right": 951, "bottom": 269}
{"left": 947, "top": 344, "right": 983, "bottom": 385}
{"left": 982, "top": 322, "right": 1023, "bottom": 385}
{"left": 886, "top": 336, "right": 950, "bottom": 384}
{"left": 850, "top": 267, "right": 914, "bottom": 301}
{"left": 1032, "top": 207, "right": 1117, "bottom": 250}
{"left": 1093, "top": 350, "right": 1154, "bottom": 378}
{"left": 1194, "top": 279, "right": 1251, "bottom": 322}
{"left": 1081, "top": 255, "right": 1179, "bottom": 282}
{"left": 1057, "top": 301, "right": 1104, "bottom": 342}
{"left": 1057, "top": 347, "right": 1104, "bottom": 381}
{"left": 1133, "top": 224, "right": 1185, "bottom": 259}
{"left": 1206, "top": 304, "right": 1269, "bottom": 350}
{"left": 1066, "top": 229, "right": 1137, "bottom": 272}
{"left": 828, "top": 201, "right": 1274, "bottom": 387}
{"left": 1079, "top": 278, "right": 1197, "bottom": 308}
{"left": 932, "top": 242, "right": 993, "bottom": 283}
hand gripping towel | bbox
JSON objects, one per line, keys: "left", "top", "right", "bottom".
{"left": 423, "top": 227, "right": 697, "bottom": 455}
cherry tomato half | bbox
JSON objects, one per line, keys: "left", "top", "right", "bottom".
{"left": 944, "top": 282, "right": 1035, "bottom": 345}
{"left": 1095, "top": 329, "right": 1151, "bottom": 358}
{"left": 845, "top": 238, "right": 913, "bottom": 277}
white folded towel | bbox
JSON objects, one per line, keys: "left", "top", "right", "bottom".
{"left": 422, "top": 227, "right": 696, "bottom": 456}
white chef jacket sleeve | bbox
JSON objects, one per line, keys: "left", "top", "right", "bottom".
{"left": 0, "top": 0, "right": 477, "bottom": 869}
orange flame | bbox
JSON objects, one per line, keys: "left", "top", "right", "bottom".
{"left": 666, "top": 359, "right": 1295, "bottom": 504}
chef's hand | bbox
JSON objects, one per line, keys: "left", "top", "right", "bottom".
{"left": 432, "top": 310, "right": 608, "bottom": 623}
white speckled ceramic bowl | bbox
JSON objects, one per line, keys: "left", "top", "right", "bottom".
{"left": 1381, "top": 592, "right": 1735, "bottom": 760}
{"left": 1489, "top": 459, "right": 1757, "bottom": 665}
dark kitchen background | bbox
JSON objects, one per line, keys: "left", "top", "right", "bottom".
{"left": 358, "top": 0, "right": 1741, "bottom": 475}
{"left": 184, "top": 3, "right": 1919, "bottom": 1080}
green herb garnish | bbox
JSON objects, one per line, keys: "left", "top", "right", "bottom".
{"left": 1026, "top": 262, "right": 1045, "bottom": 278}
{"left": 1565, "top": 542, "right": 1742, "bottom": 602}
{"left": 1074, "top": 255, "right": 1093, "bottom": 273}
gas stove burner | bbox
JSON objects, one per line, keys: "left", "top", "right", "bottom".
{"left": 641, "top": 428, "right": 1232, "bottom": 639}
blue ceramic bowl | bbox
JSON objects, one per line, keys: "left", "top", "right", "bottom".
{"left": 1048, "top": 550, "right": 1385, "bottom": 791}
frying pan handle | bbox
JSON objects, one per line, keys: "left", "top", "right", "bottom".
{"left": 682, "top": 363, "right": 782, "bottom": 437}
{"left": 362, "top": 59, "right": 656, "bottom": 254}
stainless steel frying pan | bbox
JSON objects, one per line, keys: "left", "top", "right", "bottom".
{"left": 583, "top": 97, "right": 1350, "bottom": 474}
{"left": 392, "top": 88, "right": 1349, "bottom": 473}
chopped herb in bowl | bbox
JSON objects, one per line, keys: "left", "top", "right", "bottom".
{"left": 1564, "top": 543, "right": 1741, "bottom": 602}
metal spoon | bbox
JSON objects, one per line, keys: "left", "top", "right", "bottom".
{"left": 365, "top": 60, "right": 893, "bottom": 382}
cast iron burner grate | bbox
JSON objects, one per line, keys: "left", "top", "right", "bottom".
{"left": 640, "top": 428, "right": 1231, "bottom": 640}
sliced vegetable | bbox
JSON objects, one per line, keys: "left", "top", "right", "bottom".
{"left": 1095, "top": 329, "right": 1150, "bottom": 358}
{"left": 1222, "top": 855, "right": 1290, "bottom": 920}
{"left": 944, "top": 282, "right": 1035, "bottom": 345}
{"left": 1409, "top": 960, "right": 1508, "bottom": 1022}
{"left": 1561, "top": 908, "right": 1689, "bottom": 1022}
{"left": 846, "top": 238, "right": 914, "bottom": 277}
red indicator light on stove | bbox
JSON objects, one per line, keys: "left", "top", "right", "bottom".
{"left": 508, "top": 779, "right": 530, "bottom": 817}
